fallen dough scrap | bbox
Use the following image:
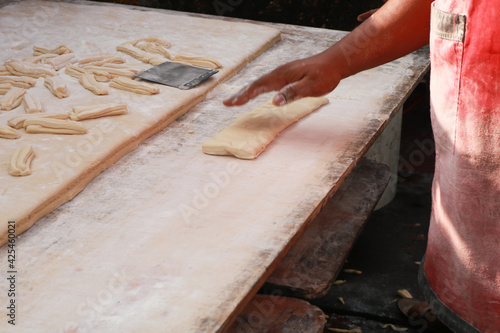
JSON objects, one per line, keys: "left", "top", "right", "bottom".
{"left": 5, "top": 61, "right": 56, "bottom": 78}
{"left": 0, "top": 125, "right": 20, "bottom": 139}
{"left": 33, "top": 45, "right": 72, "bottom": 56}
{"left": 0, "top": 76, "right": 37, "bottom": 89}
{"left": 45, "top": 53, "right": 77, "bottom": 71}
{"left": 1, "top": 87, "right": 26, "bottom": 111}
{"left": 8, "top": 113, "right": 68, "bottom": 129}
{"left": 24, "top": 118, "right": 87, "bottom": 135}
{"left": 9, "top": 145, "right": 35, "bottom": 176}
{"left": 44, "top": 76, "right": 69, "bottom": 98}
{"left": 79, "top": 73, "right": 108, "bottom": 95}
{"left": 174, "top": 54, "right": 221, "bottom": 69}
{"left": 0, "top": 83, "right": 11, "bottom": 95}
{"left": 69, "top": 103, "right": 128, "bottom": 121}
{"left": 202, "top": 97, "right": 329, "bottom": 159}
{"left": 22, "top": 93, "right": 43, "bottom": 113}
{"left": 109, "top": 77, "right": 159, "bottom": 95}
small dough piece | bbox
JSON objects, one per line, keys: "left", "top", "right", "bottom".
{"left": 202, "top": 97, "right": 330, "bottom": 159}
{"left": 0, "top": 65, "right": 12, "bottom": 75}
{"left": 0, "top": 76, "right": 37, "bottom": 89}
{"left": 69, "top": 103, "right": 128, "bottom": 120}
{"left": 5, "top": 61, "right": 56, "bottom": 78}
{"left": 0, "top": 87, "right": 26, "bottom": 111}
{"left": 130, "top": 37, "right": 171, "bottom": 48}
{"left": 116, "top": 43, "right": 166, "bottom": 66}
{"left": 135, "top": 41, "right": 171, "bottom": 59}
{"left": 24, "top": 118, "right": 86, "bottom": 135}
{"left": 95, "top": 63, "right": 142, "bottom": 74}
{"left": 45, "top": 53, "right": 77, "bottom": 71}
{"left": 84, "top": 65, "right": 136, "bottom": 78}
{"left": 65, "top": 65, "right": 111, "bottom": 82}
{"left": 9, "top": 145, "right": 35, "bottom": 176}
{"left": 44, "top": 76, "right": 69, "bottom": 98}
{"left": 23, "top": 53, "right": 58, "bottom": 64}
{"left": 109, "top": 77, "right": 159, "bottom": 95}
{"left": 79, "top": 73, "right": 108, "bottom": 95}
{"left": 64, "top": 64, "right": 86, "bottom": 78}
{"left": 8, "top": 113, "right": 68, "bottom": 129}
{"left": 79, "top": 55, "right": 125, "bottom": 66}
{"left": 92, "top": 69, "right": 111, "bottom": 82}
{"left": 22, "top": 93, "right": 43, "bottom": 113}
{"left": 33, "top": 45, "right": 72, "bottom": 56}
{"left": 0, "top": 125, "right": 20, "bottom": 139}
{"left": 173, "top": 54, "right": 221, "bottom": 69}
{"left": 0, "top": 83, "right": 11, "bottom": 95}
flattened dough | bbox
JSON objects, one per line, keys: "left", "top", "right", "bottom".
{"left": 9, "top": 145, "right": 35, "bottom": 176}
{"left": 202, "top": 97, "right": 329, "bottom": 159}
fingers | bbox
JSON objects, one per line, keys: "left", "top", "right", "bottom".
{"left": 223, "top": 70, "right": 290, "bottom": 107}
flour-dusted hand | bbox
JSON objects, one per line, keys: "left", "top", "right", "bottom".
{"left": 223, "top": 53, "right": 344, "bottom": 107}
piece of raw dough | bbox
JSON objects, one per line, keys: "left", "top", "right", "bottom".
{"left": 1, "top": 87, "right": 26, "bottom": 111}
{"left": 116, "top": 43, "right": 166, "bottom": 66}
{"left": 109, "top": 77, "right": 159, "bottom": 95}
{"left": 0, "top": 65, "right": 12, "bottom": 75}
{"left": 23, "top": 53, "right": 58, "bottom": 64}
{"left": 9, "top": 145, "right": 35, "bottom": 176}
{"left": 0, "top": 76, "right": 37, "bottom": 89}
{"left": 24, "top": 118, "right": 87, "bottom": 135}
{"left": 45, "top": 53, "right": 77, "bottom": 71}
{"left": 33, "top": 45, "right": 72, "bottom": 56}
{"left": 0, "top": 83, "right": 11, "bottom": 95}
{"left": 79, "top": 55, "right": 125, "bottom": 66}
{"left": 65, "top": 65, "right": 112, "bottom": 82}
{"left": 5, "top": 61, "right": 56, "bottom": 78}
{"left": 135, "top": 41, "right": 171, "bottom": 59}
{"left": 69, "top": 103, "right": 128, "bottom": 121}
{"left": 202, "top": 97, "right": 330, "bottom": 159}
{"left": 83, "top": 65, "right": 136, "bottom": 78}
{"left": 79, "top": 73, "right": 108, "bottom": 95}
{"left": 22, "top": 93, "right": 43, "bottom": 113}
{"left": 130, "top": 37, "right": 171, "bottom": 48}
{"left": 0, "top": 125, "right": 20, "bottom": 139}
{"left": 44, "top": 76, "right": 69, "bottom": 98}
{"left": 8, "top": 113, "right": 68, "bottom": 129}
{"left": 173, "top": 54, "right": 222, "bottom": 69}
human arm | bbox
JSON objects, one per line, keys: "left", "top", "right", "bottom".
{"left": 223, "top": 0, "right": 433, "bottom": 107}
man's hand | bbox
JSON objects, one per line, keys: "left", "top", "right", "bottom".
{"left": 223, "top": 52, "right": 345, "bottom": 107}
{"left": 224, "top": 0, "right": 431, "bottom": 107}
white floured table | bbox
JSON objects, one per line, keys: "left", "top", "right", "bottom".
{"left": 0, "top": 1, "right": 429, "bottom": 332}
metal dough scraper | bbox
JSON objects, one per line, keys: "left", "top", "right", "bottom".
{"left": 135, "top": 61, "right": 219, "bottom": 90}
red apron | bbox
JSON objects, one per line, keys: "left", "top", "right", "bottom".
{"left": 421, "top": 0, "right": 500, "bottom": 332}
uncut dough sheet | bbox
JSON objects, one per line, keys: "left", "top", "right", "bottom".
{"left": 0, "top": 1, "right": 281, "bottom": 244}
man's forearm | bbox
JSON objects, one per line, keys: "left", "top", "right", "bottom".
{"left": 327, "top": 0, "right": 433, "bottom": 80}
